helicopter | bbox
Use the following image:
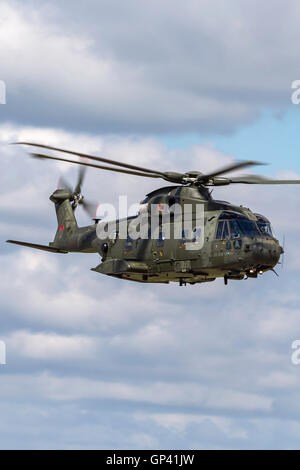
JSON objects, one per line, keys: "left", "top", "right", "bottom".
{"left": 6, "top": 142, "right": 300, "bottom": 286}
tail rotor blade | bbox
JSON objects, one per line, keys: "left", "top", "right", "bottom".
{"left": 281, "top": 235, "right": 285, "bottom": 269}
{"left": 74, "top": 164, "right": 86, "bottom": 194}
{"left": 82, "top": 199, "right": 97, "bottom": 218}
{"left": 58, "top": 176, "right": 73, "bottom": 192}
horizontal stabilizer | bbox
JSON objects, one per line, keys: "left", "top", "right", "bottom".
{"left": 6, "top": 240, "right": 68, "bottom": 253}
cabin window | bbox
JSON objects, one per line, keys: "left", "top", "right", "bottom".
{"left": 157, "top": 230, "right": 165, "bottom": 247}
{"left": 110, "top": 230, "right": 118, "bottom": 245}
{"left": 179, "top": 230, "right": 188, "bottom": 248}
{"left": 124, "top": 235, "right": 133, "bottom": 251}
{"left": 192, "top": 227, "right": 201, "bottom": 243}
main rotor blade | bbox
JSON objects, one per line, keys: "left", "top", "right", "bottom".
{"left": 30, "top": 152, "right": 162, "bottom": 179}
{"left": 15, "top": 141, "right": 165, "bottom": 177}
{"left": 229, "top": 175, "right": 300, "bottom": 184}
{"left": 198, "top": 160, "right": 265, "bottom": 183}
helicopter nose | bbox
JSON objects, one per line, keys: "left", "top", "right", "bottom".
{"left": 252, "top": 241, "right": 281, "bottom": 267}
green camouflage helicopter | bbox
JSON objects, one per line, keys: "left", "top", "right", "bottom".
{"left": 6, "top": 142, "right": 300, "bottom": 286}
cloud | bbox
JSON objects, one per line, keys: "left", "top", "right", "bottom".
{"left": 0, "top": 371, "right": 272, "bottom": 412}
{"left": 1, "top": 0, "right": 300, "bottom": 134}
{"left": 6, "top": 330, "right": 96, "bottom": 360}
{"left": 1, "top": 125, "right": 300, "bottom": 447}
{"left": 258, "top": 372, "right": 298, "bottom": 389}
{"left": 135, "top": 412, "right": 248, "bottom": 440}
{"left": 1, "top": 0, "right": 300, "bottom": 450}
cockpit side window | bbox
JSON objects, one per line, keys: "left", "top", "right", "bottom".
{"left": 216, "top": 221, "right": 224, "bottom": 239}
{"left": 216, "top": 220, "right": 230, "bottom": 239}
{"left": 222, "top": 221, "right": 230, "bottom": 239}
{"left": 229, "top": 220, "right": 242, "bottom": 239}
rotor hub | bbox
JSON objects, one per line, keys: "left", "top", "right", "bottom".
{"left": 73, "top": 192, "right": 84, "bottom": 204}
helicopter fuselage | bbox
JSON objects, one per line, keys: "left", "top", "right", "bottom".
{"left": 50, "top": 185, "right": 282, "bottom": 285}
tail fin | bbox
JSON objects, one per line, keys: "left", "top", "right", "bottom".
{"left": 50, "top": 189, "right": 78, "bottom": 246}
{"left": 6, "top": 190, "right": 77, "bottom": 254}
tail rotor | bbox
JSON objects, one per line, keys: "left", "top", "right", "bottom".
{"left": 58, "top": 165, "right": 96, "bottom": 219}
{"left": 280, "top": 235, "right": 285, "bottom": 270}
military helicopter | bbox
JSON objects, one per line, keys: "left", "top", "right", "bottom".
{"left": 6, "top": 142, "right": 300, "bottom": 286}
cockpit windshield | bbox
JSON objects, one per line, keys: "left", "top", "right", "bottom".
{"left": 216, "top": 211, "right": 261, "bottom": 239}
{"left": 254, "top": 213, "right": 274, "bottom": 238}
{"left": 238, "top": 219, "right": 260, "bottom": 237}
{"left": 257, "top": 221, "right": 273, "bottom": 237}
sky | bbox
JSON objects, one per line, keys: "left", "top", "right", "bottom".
{"left": 1, "top": 0, "right": 300, "bottom": 449}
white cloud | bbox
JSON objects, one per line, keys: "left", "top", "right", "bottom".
{"left": 2, "top": 0, "right": 300, "bottom": 133}
{"left": 0, "top": 372, "right": 272, "bottom": 412}
{"left": 258, "top": 372, "right": 299, "bottom": 389}
{"left": 135, "top": 412, "right": 248, "bottom": 440}
{"left": 7, "top": 330, "right": 96, "bottom": 360}
{"left": 1, "top": 123, "right": 300, "bottom": 449}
